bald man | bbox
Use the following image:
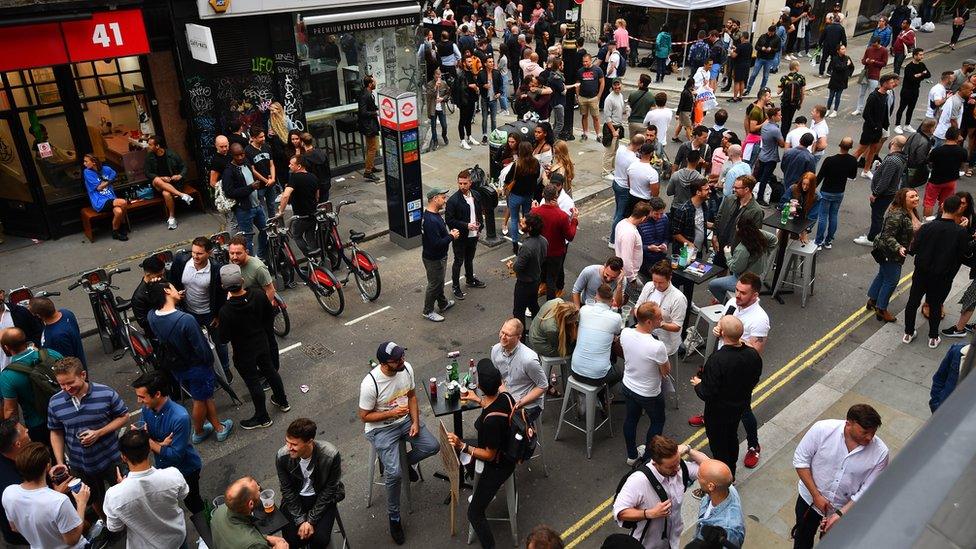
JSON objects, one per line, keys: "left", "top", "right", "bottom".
{"left": 209, "top": 135, "right": 239, "bottom": 233}
{"left": 693, "top": 459, "right": 745, "bottom": 546}
{"left": 691, "top": 315, "right": 762, "bottom": 478}
{"left": 491, "top": 319, "right": 548, "bottom": 422}
{"left": 210, "top": 476, "right": 288, "bottom": 549}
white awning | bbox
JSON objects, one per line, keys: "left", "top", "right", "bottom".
{"left": 611, "top": 0, "right": 747, "bottom": 11}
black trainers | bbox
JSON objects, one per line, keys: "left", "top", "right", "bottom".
{"left": 389, "top": 518, "right": 405, "bottom": 545}
{"left": 408, "top": 464, "right": 419, "bottom": 482}
{"left": 270, "top": 397, "right": 291, "bottom": 412}
{"left": 466, "top": 278, "right": 487, "bottom": 288}
{"left": 453, "top": 286, "right": 466, "bottom": 300}
{"left": 261, "top": 378, "right": 271, "bottom": 392}
{"left": 240, "top": 416, "right": 273, "bottom": 430}
{"left": 967, "top": 323, "right": 976, "bottom": 332}
{"left": 941, "top": 326, "right": 968, "bottom": 338}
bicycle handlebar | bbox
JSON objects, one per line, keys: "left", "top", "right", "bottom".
{"left": 68, "top": 281, "right": 81, "bottom": 291}
{"left": 115, "top": 267, "right": 131, "bottom": 274}
{"left": 335, "top": 200, "right": 356, "bottom": 214}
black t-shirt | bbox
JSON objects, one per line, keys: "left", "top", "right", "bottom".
{"left": 475, "top": 392, "right": 513, "bottom": 462}
{"left": 734, "top": 43, "right": 752, "bottom": 67}
{"left": 577, "top": 65, "right": 604, "bottom": 98}
{"left": 303, "top": 148, "right": 332, "bottom": 190}
{"left": 155, "top": 153, "right": 173, "bottom": 178}
{"left": 286, "top": 172, "right": 319, "bottom": 216}
{"left": 245, "top": 143, "right": 274, "bottom": 178}
{"left": 210, "top": 153, "right": 229, "bottom": 179}
{"left": 929, "top": 144, "right": 968, "bottom": 184}
{"left": 817, "top": 153, "right": 858, "bottom": 193}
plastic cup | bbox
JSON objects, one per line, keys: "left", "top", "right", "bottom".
{"left": 68, "top": 478, "right": 81, "bottom": 493}
{"left": 50, "top": 464, "right": 69, "bottom": 485}
{"left": 670, "top": 255, "right": 680, "bottom": 269}
{"left": 132, "top": 421, "right": 146, "bottom": 431}
{"left": 259, "top": 489, "right": 275, "bottom": 514}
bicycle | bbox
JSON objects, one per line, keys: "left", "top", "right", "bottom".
{"left": 316, "top": 200, "right": 382, "bottom": 302}
{"left": 266, "top": 214, "right": 346, "bottom": 317}
{"left": 6, "top": 286, "right": 59, "bottom": 308}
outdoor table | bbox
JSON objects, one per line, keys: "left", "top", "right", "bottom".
{"left": 252, "top": 507, "right": 289, "bottom": 535}
{"left": 424, "top": 381, "right": 481, "bottom": 498}
{"left": 670, "top": 260, "right": 723, "bottom": 337}
{"left": 761, "top": 212, "right": 816, "bottom": 304}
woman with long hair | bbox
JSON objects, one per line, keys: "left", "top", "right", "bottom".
{"left": 82, "top": 154, "right": 129, "bottom": 240}
{"left": 826, "top": 44, "right": 856, "bottom": 117}
{"left": 287, "top": 129, "right": 303, "bottom": 158}
{"left": 528, "top": 298, "right": 579, "bottom": 359}
{"left": 504, "top": 141, "right": 542, "bottom": 253}
{"left": 708, "top": 217, "right": 777, "bottom": 300}
{"left": 457, "top": 56, "right": 481, "bottom": 149}
{"left": 868, "top": 188, "right": 920, "bottom": 324}
{"left": 500, "top": 134, "right": 522, "bottom": 235}
{"left": 532, "top": 122, "right": 553, "bottom": 168}
{"left": 786, "top": 171, "right": 821, "bottom": 242}
{"left": 547, "top": 140, "right": 575, "bottom": 194}
{"left": 267, "top": 101, "right": 294, "bottom": 184}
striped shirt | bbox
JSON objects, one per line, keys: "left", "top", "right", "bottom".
{"left": 47, "top": 383, "right": 128, "bottom": 474}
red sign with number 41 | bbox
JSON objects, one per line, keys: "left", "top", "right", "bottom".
{"left": 60, "top": 9, "right": 150, "bottom": 63}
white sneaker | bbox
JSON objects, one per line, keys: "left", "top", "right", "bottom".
{"left": 626, "top": 444, "right": 647, "bottom": 467}
{"left": 167, "top": 217, "right": 177, "bottom": 230}
{"left": 608, "top": 241, "right": 615, "bottom": 249}
{"left": 469, "top": 136, "right": 480, "bottom": 146}
{"left": 181, "top": 193, "right": 194, "bottom": 204}
{"left": 851, "top": 109, "right": 861, "bottom": 116}
{"left": 423, "top": 311, "right": 445, "bottom": 322}
{"left": 853, "top": 235, "right": 873, "bottom": 246}
{"left": 862, "top": 171, "right": 873, "bottom": 180}
{"left": 894, "top": 125, "right": 904, "bottom": 134}
{"left": 603, "top": 173, "right": 614, "bottom": 181}
{"left": 461, "top": 140, "right": 471, "bottom": 150}
{"left": 501, "top": 109, "right": 510, "bottom": 116}
{"left": 905, "top": 125, "right": 917, "bottom": 133}
{"left": 828, "top": 110, "right": 837, "bottom": 118}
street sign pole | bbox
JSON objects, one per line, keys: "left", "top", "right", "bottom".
{"left": 377, "top": 87, "right": 423, "bottom": 249}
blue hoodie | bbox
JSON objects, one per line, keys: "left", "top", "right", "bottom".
{"left": 147, "top": 309, "right": 213, "bottom": 370}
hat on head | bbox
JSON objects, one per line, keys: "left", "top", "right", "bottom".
{"left": 140, "top": 256, "right": 165, "bottom": 273}
{"left": 476, "top": 358, "right": 502, "bottom": 393}
{"left": 376, "top": 341, "right": 406, "bottom": 363}
{"left": 427, "top": 187, "right": 450, "bottom": 201}
{"left": 965, "top": 59, "right": 976, "bottom": 66}
{"left": 219, "top": 264, "right": 243, "bottom": 290}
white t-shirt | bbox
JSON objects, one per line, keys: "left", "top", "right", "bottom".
{"left": 786, "top": 126, "right": 816, "bottom": 152}
{"left": 613, "top": 146, "right": 638, "bottom": 187}
{"left": 2, "top": 485, "right": 85, "bottom": 549}
{"left": 103, "top": 467, "right": 188, "bottom": 549}
{"left": 626, "top": 161, "right": 659, "bottom": 200}
{"left": 0, "top": 310, "right": 13, "bottom": 371}
{"left": 643, "top": 108, "right": 673, "bottom": 141}
{"left": 935, "top": 93, "right": 963, "bottom": 139}
{"left": 359, "top": 362, "right": 415, "bottom": 433}
{"left": 717, "top": 298, "right": 770, "bottom": 350}
{"left": 606, "top": 50, "right": 621, "bottom": 78}
{"left": 926, "top": 83, "right": 947, "bottom": 118}
{"left": 299, "top": 457, "right": 315, "bottom": 496}
{"left": 464, "top": 193, "right": 477, "bottom": 237}
{"left": 810, "top": 119, "right": 829, "bottom": 154}
{"left": 620, "top": 328, "right": 670, "bottom": 397}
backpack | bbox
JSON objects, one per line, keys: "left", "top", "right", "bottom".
{"left": 781, "top": 77, "right": 803, "bottom": 107}
{"left": 689, "top": 41, "right": 709, "bottom": 64}
{"left": 617, "top": 51, "right": 628, "bottom": 77}
{"left": 155, "top": 321, "right": 189, "bottom": 373}
{"left": 613, "top": 460, "right": 694, "bottom": 544}
{"left": 4, "top": 349, "right": 60, "bottom": 420}
{"left": 485, "top": 392, "right": 537, "bottom": 464}
{"left": 705, "top": 129, "right": 725, "bottom": 163}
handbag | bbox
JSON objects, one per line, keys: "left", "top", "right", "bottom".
{"left": 134, "top": 185, "right": 154, "bottom": 200}
{"left": 213, "top": 181, "right": 236, "bottom": 214}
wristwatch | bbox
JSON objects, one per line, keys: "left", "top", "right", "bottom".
{"left": 834, "top": 509, "right": 844, "bottom": 517}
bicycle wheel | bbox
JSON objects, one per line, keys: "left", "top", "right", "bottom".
{"left": 354, "top": 250, "right": 382, "bottom": 301}
{"left": 446, "top": 99, "right": 456, "bottom": 114}
{"left": 310, "top": 266, "right": 345, "bottom": 316}
{"left": 273, "top": 295, "right": 291, "bottom": 337}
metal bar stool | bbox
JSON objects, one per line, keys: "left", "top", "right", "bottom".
{"left": 466, "top": 460, "right": 519, "bottom": 547}
{"left": 553, "top": 376, "right": 614, "bottom": 459}
{"left": 365, "top": 438, "right": 423, "bottom": 513}
{"left": 773, "top": 240, "right": 818, "bottom": 307}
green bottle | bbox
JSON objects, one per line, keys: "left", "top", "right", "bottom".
{"left": 780, "top": 202, "right": 790, "bottom": 224}
{"left": 449, "top": 358, "right": 460, "bottom": 382}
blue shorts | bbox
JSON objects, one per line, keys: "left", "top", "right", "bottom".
{"left": 710, "top": 63, "right": 722, "bottom": 80}
{"left": 173, "top": 366, "right": 216, "bottom": 401}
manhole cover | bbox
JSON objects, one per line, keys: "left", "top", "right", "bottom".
{"left": 302, "top": 343, "right": 335, "bottom": 359}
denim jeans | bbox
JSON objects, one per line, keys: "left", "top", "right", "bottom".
{"left": 621, "top": 384, "right": 666, "bottom": 460}
{"left": 233, "top": 205, "right": 269, "bottom": 261}
{"left": 430, "top": 111, "right": 448, "bottom": 143}
{"left": 746, "top": 58, "right": 775, "bottom": 92}
{"left": 499, "top": 73, "right": 511, "bottom": 111}
{"left": 815, "top": 191, "right": 844, "bottom": 245}
{"left": 480, "top": 96, "right": 498, "bottom": 137}
{"left": 868, "top": 261, "right": 902, "bottom": 310}
{"left": 856, "top": 79, "right": 879, "bottom": 111}
{"left": 508, "top": 193, "right": 532, "bottom": 245}
{"left": 257, "top": 184, "right": 279, "bottom": 219}
{"left": 826, "top": 89, "right": 842, "bottom": 111}
{"left": 364, "top": 420, "right": 440, "bottom": 520}
{"left": 755, "top": 160, "right": 781, "bottom": 203}
{"left": 708, "top": 274, "right": 739, "bottom": 302}
{"left": 551, "top": 104, "right": 565, "bottom": 137}
{"left": 741, "top": 406, "right": 759, "bottom": 448}
{"left": 610, "top": 182, "right": 630, "bottom": 244}
{"left": 656, "top": 56, "right": 668, "bottom": 82}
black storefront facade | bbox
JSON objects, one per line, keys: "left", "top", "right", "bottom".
{"left": 174, "top": 0, "right": 422, "bottom": 184}
{"left": 0, "top": 0, "right": 189, "bottom": 240}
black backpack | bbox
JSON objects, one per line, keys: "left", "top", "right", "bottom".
{"left": 613, "top": 461, "right": 694, "bottom": 544}
{"left": 485, "top": 392, "right": 537, "bottom": 464}
{"left": 4, "top": 349, "right": 60, "bottom": 420}
{"left": 781, "top": 78, "right": 803, "bottom": 108}
{"left": 155, "top": 321, "right": 190, "bottom": 372}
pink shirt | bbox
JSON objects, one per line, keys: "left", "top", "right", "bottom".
{"left": 614, "top": 27, "right": 630, "bottom": 50}
{"left": 614, "top": 220, "right": 642, "bottom": 282}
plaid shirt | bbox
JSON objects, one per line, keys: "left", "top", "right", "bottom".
{"left": 670, "top": 201, "right": 706, "bottom": 253}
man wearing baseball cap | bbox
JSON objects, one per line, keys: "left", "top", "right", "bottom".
{"left": 421, "top": 187, "right": 460, "bottom": 322}
{"left": 130, "top": 255, "right": 167, "bottom": 338}
{"left": 358, "top": 341, "right": 440, "bottom": 545}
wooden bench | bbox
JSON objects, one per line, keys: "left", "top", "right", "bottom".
{"left": 81, "top": 184, "right": 204, "bottom": 242}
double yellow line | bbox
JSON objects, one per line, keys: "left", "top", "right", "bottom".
{"left": 559, "top": 270, "right": 915, "bottom": 548}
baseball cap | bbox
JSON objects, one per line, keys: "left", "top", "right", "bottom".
{"left": 426, "top": 187, "right": 450, "bottom": 200}
{"left": 140, "top": 256, "right": 165, "bottom": 273}
{"left": 476, "top": 358, "right": 502, "bottom": 393}
{"left": 965, "top": 59, "right": 976, "bottom": 66}
{"left": 220, "top": 264, "right": 243, "bottom": 290}
{"left": 376, "top": 341, "right": 406, "bottom": 363}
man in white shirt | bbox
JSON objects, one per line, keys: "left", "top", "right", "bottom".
{"left": 635, "top": 261, "right": 687, "bottom": 358}
{"left": 603, "top": 79, "right": 631, "bottom": 176}
{"left": 925, "top": 71, "right": 952, "bottom": 119}
{"left": 627, "top": 143, "right": 661, "bottom": 214}
{"left": 934, "top": 82, "right": 971, "bottom": 146}
{"left": 614, "top": 201, "right": 651, "bottom": 300}
{"left": 791, "top": 404, "right": 889, "bottom": 548}
{"left": 619, "top": 302, "right": 672, "bottom": 466}
{"left": 785, "top": 116, "right": 816, "bottom": 152}
{"left": 610, "top": 135, "right": 644, "bottom": 245}
{"left": 605, "top": 40, "right": 622, "bottom": 79}
{"left": 103, "top": 430, "right": 189, "bottom": 549}
{"left": 643, "top": 93, "right": 674, "bottom": 140}
{"left": 2, "top": 441, "right": 89, "bottom": 549}
{"left": 613, "top": 436, "right": 709, "bottom": 549}
{"left": 810, "top": 105, "right": 830, "bottom": 161}
{"left": 571, "top": 284, "right": 623, "bottom": 396}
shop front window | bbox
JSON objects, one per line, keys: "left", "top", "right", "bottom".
{"left": 18, "top": 108, "right": 82, "bottom": 204}
{"left": 297, "top": 14, "right": 419, "bottom": 171}
{"left": 0, "top": 119, "right": 30, "bottom": 203}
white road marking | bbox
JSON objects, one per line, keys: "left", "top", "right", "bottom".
{"left": 344, "top": 306, "right": 392, "bottom": 326}
{"left": 279, "top": 342, "right": 303, "bottom": 355}
{"left": 500, "top": 254, "right": 516, "bottom": 262}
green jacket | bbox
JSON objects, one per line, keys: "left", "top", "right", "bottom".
{"left": 144, "top": 149, "right": 187, "bottom": 182}
{"left": 727, "top": 230, "right": 777, "bottom": 276}
{"left": 874, "top": 209, "right": 915, "bottom": 264}
{"left": 714, "top": 195, "right": 765, "bottom": 249}
{"left": 210, "top": 505, "right": 268, "bottom": 549}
